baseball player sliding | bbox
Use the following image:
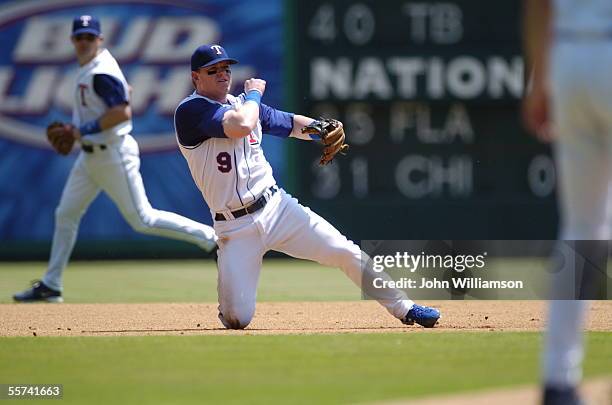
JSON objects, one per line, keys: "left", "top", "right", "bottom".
{"left": 13, "top": 16, "right": 217, "bottom": 303}
{"left": 174, "top": 44, "right": 441, "bottom": 329}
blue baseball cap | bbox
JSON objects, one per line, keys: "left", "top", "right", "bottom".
{"left": 191, "top": 44, "right": 238, "bottom": 71}
{"left": 72, "top": 15, "right": 101, "bottom": 37}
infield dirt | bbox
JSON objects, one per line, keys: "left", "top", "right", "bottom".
{"left": 1, "top": 300, "right": 611, "bottom": 337}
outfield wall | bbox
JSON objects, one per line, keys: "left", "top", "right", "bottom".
{"left": 0, "top": 1, "right": 559, "bottom": 260}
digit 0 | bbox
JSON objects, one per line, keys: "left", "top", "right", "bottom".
{"left": 216, "top": 152, "right": 232, "bottom": 173}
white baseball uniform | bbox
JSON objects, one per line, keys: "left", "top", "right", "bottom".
{"left": 175, "top": 91, "right": 413, "bottom": 329}
{"left": 41, "top": 48, "right": 217, "bottom": 291}
{"left": 542, "top": 0, "right": 612, "bottom": 389}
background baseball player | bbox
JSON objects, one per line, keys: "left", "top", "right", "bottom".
{"left": 174, "top": 44, "right": 441, "bottom": 330}
{"left": 522, "top": 1, "right": 612, "bottom": 404}
{"left": 13, "top": 16, "right": 217, "bottom": 303}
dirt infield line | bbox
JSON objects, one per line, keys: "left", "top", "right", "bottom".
{"left": 1, "top": 301, "right": 610, "bottom": 337}
{"left": 374, "top": 377, "right": 612, "bottom": 405}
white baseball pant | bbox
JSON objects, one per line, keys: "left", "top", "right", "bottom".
{"left": 214, "top": 188, "right": 413, "bottom": 330}
{"left": 541, "top": 40, "right": 612, "bottom": 388}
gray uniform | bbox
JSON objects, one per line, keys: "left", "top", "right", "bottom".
{"left": 543, "top": 0, "right": 612, "bottom": 390}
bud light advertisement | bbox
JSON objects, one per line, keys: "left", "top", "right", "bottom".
{"left": 0, "top": 0, "right": 284, "bottom": 242}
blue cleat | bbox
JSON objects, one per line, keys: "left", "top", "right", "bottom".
{"left": 402, "top": 304, "right": 440, "bottom": 328}
{"left": 13, "top": 280, "right": 63, "bottom": 303}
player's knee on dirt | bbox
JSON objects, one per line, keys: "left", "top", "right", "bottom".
{"left": 219, "top": 316, "right": 249, "bottom": 330}
{"left": 218, "top": 304, "right": 254, "bottom": 330}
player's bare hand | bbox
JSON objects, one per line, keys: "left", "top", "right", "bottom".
{"left": 244, "top": 78, "right": 266, "bottom": 96}
{"left": 522, "top": 80, "right": 555, "bottom": 143}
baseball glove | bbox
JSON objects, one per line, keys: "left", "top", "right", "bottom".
{"left": 46, "top": 121, "right": 76, "bottom": 155}
{"left": 301, "top": 118, "right": 349, "bottom": 165}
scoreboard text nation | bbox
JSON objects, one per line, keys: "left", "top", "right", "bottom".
{"left": 290, "top": 1, "right": 556, "bottom": 239}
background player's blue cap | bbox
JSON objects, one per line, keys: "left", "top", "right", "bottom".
{"left": 72, "top": 15, "right": 101, "bottom": 37}
{"left": 191, "top": 44, "right": 238, "bottom": 71}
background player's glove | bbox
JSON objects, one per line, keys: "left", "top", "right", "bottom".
{"left": 301, "top": 118, "right": 349, "bottom": 165}
{"left": 46, "top": 121, "right": 76, "bottom": 156}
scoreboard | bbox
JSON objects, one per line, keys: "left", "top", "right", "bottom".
{"left": 287, "top": 0, "right": 557, "bottom": 239}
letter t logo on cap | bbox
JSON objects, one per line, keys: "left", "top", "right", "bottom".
{"left": 210, "top": 45, "right": 223, "bottom": 55}
{"left": 81, "top": 15, "right": 92, "bottom": 26}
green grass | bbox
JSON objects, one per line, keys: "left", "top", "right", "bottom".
{"left": 0, "top": 260, "right": 358, "bottom": 303}
{"left": 1, "top": 260, "right": 610, "bottom": 404}
{"left": 0, "top": 332, "right": 609, "bottom": 405}
{"left": 0, "top": 257, "right": 574, "bottom": 303}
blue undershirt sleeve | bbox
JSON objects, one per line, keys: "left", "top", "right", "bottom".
{"left": 92, "top": 74, "right": 128, "bottom": 107}
{"left": 174, "top": 98, "right": 232, "bottom": 146}
{"left": 259, "top": 103, "right": 294, "bottom": 138}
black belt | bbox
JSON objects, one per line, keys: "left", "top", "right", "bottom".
{"left": 82, "top": 144, "right": 107, "bottom": 153}
{"left": 215, "top": 186, "right": 278, "bottom": 221}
